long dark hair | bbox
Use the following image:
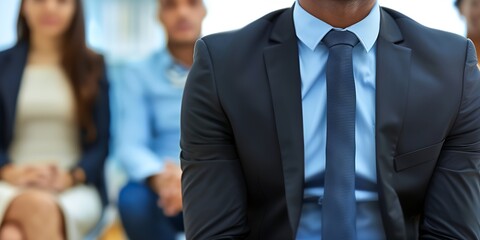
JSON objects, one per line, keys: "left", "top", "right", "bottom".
{"left": 456, "top": 0, "right": 463, "bottom": 9}
{"left": 17, "top": 0, "right": 103, "bottom": 142}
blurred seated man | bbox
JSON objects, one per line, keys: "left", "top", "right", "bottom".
{"left": 114, "top": 0, "right": 206, "bottom": 239}
{"left": 457, "top": 0, "right": 480, "bottom": 57}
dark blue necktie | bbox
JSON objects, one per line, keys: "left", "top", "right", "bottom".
{"left": 322, "top": 30, "right": 359, "bottom": 240}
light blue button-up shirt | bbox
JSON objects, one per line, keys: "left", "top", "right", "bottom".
{"left": 115, "top": 49, "right": 189, "bottom": 182}
{"left": 294, "top": 1, "right": 385, "bottom": 239}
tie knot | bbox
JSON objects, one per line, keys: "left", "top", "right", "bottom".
{"left": 322, "top": 30, "right": 359, "bottom": 48}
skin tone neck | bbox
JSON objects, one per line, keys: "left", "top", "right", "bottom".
{"left": 167, "top": 41, "right": 195, "bottom": 67}
{"left": 28, "top": 32, "right": 62, "bottom": 65}
{"left": 298, "top": 0, "right": 376, "bottom": 28}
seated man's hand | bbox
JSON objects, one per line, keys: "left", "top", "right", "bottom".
{"left": 149, "top": 162, "right": 183, "bottom": 216}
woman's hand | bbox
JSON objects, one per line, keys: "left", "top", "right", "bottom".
{"left": 1, "top": 164, "right": 74, "bottom": 193}
{"left": 50, "top": 167, "right": 74, "bottom": 193}
{"left": 1, "top": 164, "right": 54, "bottom": 188}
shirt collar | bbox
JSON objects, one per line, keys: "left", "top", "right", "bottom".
{"left": 293, "top": 1, "right": 380, "bottom": 52}
{"left": 155, "top": 48, "right": 190, "bottom": 74}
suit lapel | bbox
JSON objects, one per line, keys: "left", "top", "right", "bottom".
{"left": 375, "top": 8, "right": 412, "bottom": 240}
{"left": 1, "top": 42, "right": 28, "bottom": 145}
{"left": 264, "top": 8, "right": 305, "bottom": 237}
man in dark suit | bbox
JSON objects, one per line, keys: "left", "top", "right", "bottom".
{"left": 180, "top": 0, "right": 480, "bottom": 239}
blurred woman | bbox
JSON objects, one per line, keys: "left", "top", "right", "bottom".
{"left": 0, "top": 0, "right": 109, "bottom": 239}
{"left": 457, "top": 0, "right": 480, "bottom": 57}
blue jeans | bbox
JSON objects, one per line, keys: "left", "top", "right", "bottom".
{"left": 118, "top": 181, "right": 184, "bottom": 240}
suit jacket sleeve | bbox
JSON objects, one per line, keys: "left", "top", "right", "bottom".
{"left": 0, "top": 139, "right": 9, "bottom": 169}
{"left": 0, "top": 107, "right": 8, "bottom": 168}
{"left": 181, "top": 39, "right": 250, "bottom": 240}
{"left": 420, "top": 40, "right": 480, "bottom": 239}
{"left": 0, "top": 56, "right": 10, "bottom": 170}
{"left": 76, "top": 66, "right": 110, "bottom": 185}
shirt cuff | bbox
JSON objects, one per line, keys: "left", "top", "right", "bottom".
{"left": 118, "top": 149, "right": 165, "bottom": 182}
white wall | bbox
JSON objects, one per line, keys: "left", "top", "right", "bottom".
{"left": 0, "top": 0, "right": 466, "bottom": 56}
{"left": 0, "top": 0, "right": 21, "bottom": 49}
{"left": 380, "top": 0, "right": 464, "bottom": 35}
{"left": 202, "top": 0, "right": 464, "bottom": 36}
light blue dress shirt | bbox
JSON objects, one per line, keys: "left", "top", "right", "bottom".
{"left": 116, "top": 49, "right": 189, "bottom": 182}
{"left": 294, "top": 1, "right": 385, "bottom": 239}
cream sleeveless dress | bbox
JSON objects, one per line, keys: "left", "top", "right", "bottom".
{"left": 0, "top": 65, "right": 102, "bottom": 240}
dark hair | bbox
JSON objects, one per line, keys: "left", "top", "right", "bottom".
{"left": 455, "top": 0, "right": 463, "bottom": 9}
{"left": 17, "top": 0, "right": 103, "bottom": 142}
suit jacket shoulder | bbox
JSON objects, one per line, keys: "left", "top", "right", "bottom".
{"left": 202, "top": 8, "right": 287, "bottom": 48}
{"left": 0, "top": 44, "right": 16, "bottom": 59}
{"left": 383, "top": 7, "right": 470, "bottom": 66}
{"left": 201, "top": 9, "right": 288, "bottom": 58}
{"left": 199, "top": 8, "right": 292, "bottom": 90}
{"left": 0, "top": 43, "right": 27, "bottom": 61}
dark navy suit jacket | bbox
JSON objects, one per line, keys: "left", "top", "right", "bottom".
{"left": 181, "top": 6, "right": 480, "bottom": 240}
{"left": 0, "top": 41, "right": 110, "bottom": 205}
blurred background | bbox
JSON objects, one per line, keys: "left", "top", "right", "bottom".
{"left": 0, "top": 0, "right": 467, "bottom": 239}
{"left": 0, "top": 0, "right": 466, "bottom": 62}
